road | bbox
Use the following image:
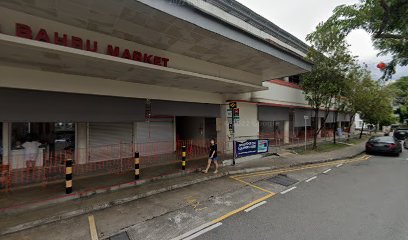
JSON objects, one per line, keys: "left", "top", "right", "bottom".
{"left": 196, "top": 149, "right": 408, "bottom": 240}
{"left": 3, "top": 146, "right": 407, "bottom": 240}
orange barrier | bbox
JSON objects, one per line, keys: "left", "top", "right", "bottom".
{"left": 0, "top": 139, "right": 226, "bottom": 191}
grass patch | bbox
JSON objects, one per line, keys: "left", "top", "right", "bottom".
{"left": 290, "top": 136, "right": 369, "bottom": 155}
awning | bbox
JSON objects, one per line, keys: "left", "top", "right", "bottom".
{"left": 0, "top": 88, "right": 145, "bottom": 122}
{"left": 151, "top": 100, "right": 220, "bottom": 118}
{"left": 0, "top": 34, "right": 266, "bottom": 94}
{"left": 258, "top": 106, "right": 289, "bottom": 121}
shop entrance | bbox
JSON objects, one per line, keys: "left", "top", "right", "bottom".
{"left": 176, "top": 117, "right": 216, "bottom": 142}
{"left": 10, "top": 122, "right": 75, "bottom": 169}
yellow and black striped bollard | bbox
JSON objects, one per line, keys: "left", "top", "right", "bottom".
{"left": 135, "top": 152, "right": 140, "bottom": 180}
{"left": 182, "top": 146, "right": 186, "bottom": 170}
{"left": 65, "top": 159, "right": 73, "bottom": 194}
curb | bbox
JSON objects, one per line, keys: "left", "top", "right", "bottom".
{"left": 0, "top": 150, "right": 365, "bottom": 236}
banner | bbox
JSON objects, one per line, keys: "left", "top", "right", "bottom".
{"left": 235, "top": 139, "right": 269, "bottom": 158}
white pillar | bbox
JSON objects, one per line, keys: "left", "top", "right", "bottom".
{"left": 217, "top": 104, "right": 228, "bottom": 153}
{"left": 2, "top": 122, "right": 10, "bottom": 166}
{"left": 283, "top": 120, "right": 290, "bottom": 144}
{"left": 76, "top": 122, "right": 88, "bottom": 164}
{"left": 283, "top": 77, "right": 289, "bottom": 82}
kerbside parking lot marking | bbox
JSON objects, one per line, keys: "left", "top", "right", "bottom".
{"left": 305, "top": 176, "right": 317, "bottom": 182}
{"left": 183, "top": 222, "right": 222, "bottom": 240}
{"left": 323, "top": 169, "right": 332, "bottom": 174}
{"left": 281, "top": 186, "right": 296, "bottom": 194}
{"left": 336, "top": 163, "right": 343, "bottom": 167}
{"left": 244, "top": 201, "right": 267, "bottom": 212}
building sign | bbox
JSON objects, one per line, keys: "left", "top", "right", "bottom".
{"left": 235, "top": 139, "right": 269, "bottom": 158}
{"left": 229, "top": 102, "right": 237, "bottom": 109}
{"left": 14, "top": 23, "right": 170, "bottom": 67}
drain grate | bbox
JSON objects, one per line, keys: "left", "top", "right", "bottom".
{"left": 267, "top": 174, "right": 298, "bottom": 186}
{"left": 110, "top": 232, "right": 130, "bottom": 240}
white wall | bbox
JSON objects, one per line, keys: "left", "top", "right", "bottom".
{"left": 233, "top": 102, "right": 259, "bottom": 140}
{"left": 251, "top": 81, "right": 309, "bottom": 107}
{"left": 0, "top": 66, "right": 224, "bottom": 104}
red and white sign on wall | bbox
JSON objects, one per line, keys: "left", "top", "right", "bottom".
{"left": 15, "top": 23, "right": 170, "bottom": 67}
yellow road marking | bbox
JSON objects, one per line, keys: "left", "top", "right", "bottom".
{"left": 230, "top": 176, "right": 274, "bottom": 194}
{"left": 211, "top": 193, "right": 274, "bottom": 223}
{"left": 88, "top": 215, "right": 99, "bottom": 240}
{"left": 204, "top": 155, "right": 371, "bottom": 226}
{"left": 233, "top": 156, "right": 369, "bottom": 179}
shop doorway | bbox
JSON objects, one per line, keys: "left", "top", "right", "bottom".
{"left": 10, "top": 122, "right": 75, "bottom": 169}
{"left": 176, "top": 117, "right": 216, "bottom": 141}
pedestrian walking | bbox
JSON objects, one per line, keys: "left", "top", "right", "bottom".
{"left": 202, "top": 138, "right": 218, "bottom": 174}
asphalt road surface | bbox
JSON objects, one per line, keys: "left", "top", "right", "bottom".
{"left": 197, "top": 148, "right": 408, "bottom": 240}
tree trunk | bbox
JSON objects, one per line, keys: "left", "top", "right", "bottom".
{"left": 359, "top": 122, "right": 365, "bottom": 139}
{"left": 333, "top": 111, "right": 338, "bottom": 144}
{"left": 347, "top": 114, "right": 355, "bottom": 141}
{"left": 312, "top": 108, "right": 319, "bottom": 150}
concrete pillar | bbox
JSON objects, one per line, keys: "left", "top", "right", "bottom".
{"left": 217, "top": 104, "right": 228, "bottom": 153}
{"left": 337, "top": 121, "right": 341, "bottom": 128}
{"left": 317, "top": 117, "right": 322, "bottom": 138}
{"left": 283, "top": 77, "right": 289, "bottom": 82}
{"left": 283, "top": 120, "right": 290, "bottom": 144}
{"left": 173, "top": 117, "right": 176, "bottom": 152}
{"left": 2, "top": 122, "right": 10, "bottom": 166}
{"left": 76, "top": 122, "right": 88, "bottom": 164}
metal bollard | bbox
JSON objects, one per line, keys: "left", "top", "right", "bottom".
{"left": 65, "top": 159, "right": 73, "bottom": 194}
{"left": 182, "top": 146, "right": 186, "bottom": 170}
{"left": 134, "top": 152, "right": 140, "bottom": 180}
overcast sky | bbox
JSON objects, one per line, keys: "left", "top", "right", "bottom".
{"left": 236, "top": 0, "right": 407, "bottom": 80}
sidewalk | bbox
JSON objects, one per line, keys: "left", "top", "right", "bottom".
{"left": 0, "top": 140, "right": 367, "bottom": 236}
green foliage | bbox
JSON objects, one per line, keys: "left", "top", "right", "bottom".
{"left": 309, "top": 0, "right": 408, "bottom": 80}
{"left": 389, "top": 76, "right": 408, "bottom": 122}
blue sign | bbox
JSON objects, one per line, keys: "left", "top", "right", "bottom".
{"left": 235, "top": 139, "right": 269, "bottom": 158}
{"left": 257, "top": 139, "right": 269, "bottom": 153}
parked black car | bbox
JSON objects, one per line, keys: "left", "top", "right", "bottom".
{"left": 365, "top": 136, "right": 402, "bottom": 156}
{"left": 394, "top": 128, "right": 408, "bottom": 140}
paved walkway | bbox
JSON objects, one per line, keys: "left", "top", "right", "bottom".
{"left": 0, "top": 139, "right": 367, "bottom": 236}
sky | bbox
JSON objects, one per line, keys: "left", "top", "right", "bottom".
{"left": 236, "top": 0, "right": 407, "bottom": 80}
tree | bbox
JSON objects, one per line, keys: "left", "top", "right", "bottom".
{"left": 310, "top": 0, "right": 408, "bottom": 79}
{"left": 303, "top": 23, "right": 355, "bottom": 149}
{"left": 390, "top": 76, "right": 408, "bottom": 122}
{"left": 356, "top": 78, "right": 395, "bottom": 137}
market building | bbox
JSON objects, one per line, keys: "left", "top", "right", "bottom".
{"left": 0, "top": 0, "right": 316, "bottom": 188}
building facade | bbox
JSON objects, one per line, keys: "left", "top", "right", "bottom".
{"left": 0, "top": 0, "right": 319, "bottom": 186}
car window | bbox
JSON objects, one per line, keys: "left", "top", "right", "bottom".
{"left": 369, "top": 137, "right": 395, "bottom": 143}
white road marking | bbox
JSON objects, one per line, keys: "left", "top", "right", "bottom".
{"left": 336, "top": 163, "right": 343, "bottom": 167}
{"left": 244, "top": 201, "right": 267, "bottom": 212}
{"left": 323, "top": 169, "right": 332, "bottom": 174}
{"left": 305, "top": 176, "right": 317, "bottom": 182}
{"left": 183, "top": 222, "right": 222, "bottom": 240}
{"left": 171, "top": 222, "right": 215, "bottom": 240}
{"left": 281, "top": 186, "right": 297, "bottom": 194}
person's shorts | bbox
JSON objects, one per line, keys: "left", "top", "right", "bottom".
{"left": 210, "top": 156, "right": 218, "bottom": 161}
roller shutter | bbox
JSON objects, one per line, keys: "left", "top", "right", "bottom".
{"left": 136, "top": 120, "right": 174, "bottom": 156}
{"left": 88, "top": 123, "right": 133, "bottom": 162}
